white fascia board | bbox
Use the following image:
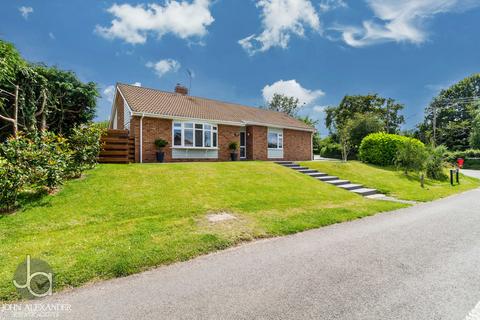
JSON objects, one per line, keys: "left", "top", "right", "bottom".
{"left": 116, "top": 86, "right": 133, "bottom": 115}
{"left": 130, "top": 112, "right": 245, "bottom": 127}
{"left": 243, "top": 121, "right": 315, "bottom": 132}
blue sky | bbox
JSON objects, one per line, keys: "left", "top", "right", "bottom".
{"left": 1, "top": 0, "right": 480, "bottom": 135}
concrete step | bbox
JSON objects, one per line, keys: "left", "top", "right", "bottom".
{"left": 338, "top": 183, "right": 364, "bottom": 191}
{"left": 298, "top": 169, "right": 318, "bottom": 174}
{"left": 317, "top": 175, "right": 339, "bottom": 182}
{"left": 305, "top": 172, "right": 328, "bottom": 177}
{"left": 352, "top": 188, "right": 378, "bottom": 196}
{"left": 276, "top": 161, "right": 293, "bottom": 165}
{"left": 283, "top": 164, "right": 302, "bottom": 168}
{"left": 326, "top": 179, "right": 350, "bottom": 186}
{"left": 291, "top": 167, "right": 308, "bottom": 171}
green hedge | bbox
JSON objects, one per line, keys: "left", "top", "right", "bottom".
{"left": 359, "top": 133, "right": 424, "bottom": 166}
{"left": 444, "top": 149, "right": 480, "bottom": 163}
{"left": 318, "top": 137, "right": 342, "bottom": 159}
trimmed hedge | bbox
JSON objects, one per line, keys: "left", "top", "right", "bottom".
{"left": 359, "top": 133, "right": 424, "bottom": 166}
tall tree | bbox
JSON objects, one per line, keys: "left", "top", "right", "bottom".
{"left": 298, "top": 115, "right": 321, "bottom": 154}
{"left": 325, "top": 94, "right": 404, "bottom": 136}
{"left": 264, "top": 93, "right": 301, "bottom": 117}
{"left": 470, "top": 108, "right": 480, "bottom": 149}
{"left": 419, "top": 73, "right": 480, "bottom": 150}
{"left": 0, "top": 40, "right": 99, "bottom": 140}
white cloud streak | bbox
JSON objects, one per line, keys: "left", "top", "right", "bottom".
{"left": 335, "top": 0, "right": 480, "bottom": 47}
{"left": 262, "top": 79, "right": 324, "bottom": 106}
{"left": 146, "top": 59, "right": 181, "bottom": 78}
{"left": 95, "top": 0, "right": 214, "bottom": 45}
{"left": 19, "top": 6, "right": 33, "bottom": 19}
{"left": 239, "top": 0, "right": 321, "bottom": 55}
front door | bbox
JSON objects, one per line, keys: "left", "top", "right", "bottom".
{"left": 240, "top": 131, "right": 246, "bottom": 159}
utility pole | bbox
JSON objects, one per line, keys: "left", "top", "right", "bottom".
{"left": 432, "top": 104, "right": 437, "bottom": 147}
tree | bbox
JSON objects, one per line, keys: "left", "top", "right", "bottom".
{"left": 0, "top": 40, "right": 99, "bottom": 140}
{"left": 325, "top": 94, "right": 405, "bottom": 136}
{"left": 469, "top": 108, "right": 480, "bottom": 149}
{"left": 264, "top": 93, "right": 301, "bottom": 117}
{"left": 298, "top": 115, "right": 321, "bottom": 154}
{"left": 395, "top": 139, "right": 428, "bottom": 187}
{"left": 419, "top": 73, "right": 480, "bottom": 150}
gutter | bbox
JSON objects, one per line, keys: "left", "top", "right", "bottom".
{"left": 139, "top": 113, "right": 145, "bottom": 163}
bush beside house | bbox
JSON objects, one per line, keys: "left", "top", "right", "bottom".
{"left": 0, "top": 125, "right": 104, "bottom": 212}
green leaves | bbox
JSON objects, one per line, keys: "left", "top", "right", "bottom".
{"left": 359, "top": 133, "right": 424, "bottom": 166}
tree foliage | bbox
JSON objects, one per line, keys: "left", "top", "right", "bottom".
{"left": 469, "top": 108, "right": 480, "bottom": 149}
{"left": 325, "top": 94, "right": 405, "bottom": 136}
{"left": 0, "top": 40, "right": 99, "bottom": 140}
{"left": 298, "top": 115, "right": 321, "bottom": 154}
{"left": 418, "top": 73, "right": 480, "bottom": 150}
{"left": 264, "top": 93, "right": 301, "bottom": 117}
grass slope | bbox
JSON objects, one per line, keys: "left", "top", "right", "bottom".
{"left": 0, "top": 162, "right": 406, "bottom": 301}
{"left": 300, "top": 160, "right": 480, "bottom": 202}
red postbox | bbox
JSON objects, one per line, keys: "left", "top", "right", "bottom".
{"left": 457, "top": 158, "right": 464, "bottom": 168}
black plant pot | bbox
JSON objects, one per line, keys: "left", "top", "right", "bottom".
{"left": 230, "top": 152, "right": 238, "bottom": 161}
{"left": 156, "top": 151, "right": 165, "bottom": 163}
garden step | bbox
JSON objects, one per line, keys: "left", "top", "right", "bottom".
{"left": 305, "top": 172, "right": 328, "bottom": 177}
{"left": 352, "top": 188, "right": 378, "bottom": 196}
{"left": 275, "top": 161, "right": 293, "bottom": 165}
{"left": 326, "top": 179, "right": 350, "bottom": 186}
{"left": 316, "top": 175, "right": 339, "bottom": 181}
{"left": 291, "top": 167, "right": 308, "bottom": 170}
{"left": 338, "top": 183, "right": 364, "bottom": 191}
{"left": 298, "top": 169, "right": 318, "bottom": 174}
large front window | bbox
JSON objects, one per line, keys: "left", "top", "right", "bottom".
{"left": 173, "top": 121, "right": 218, "bottom": 148}
{"left": 268, "top": 131, "right": 283, "bottom": 149}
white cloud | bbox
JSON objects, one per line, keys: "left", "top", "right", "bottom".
{"left": 19, "top": 6, "right": 33, "bottom": 19}
{"left": 262, "top": 80, "right": 324, "bottom": 106}
{"left": 103, "top": 85, "right": 115, "bottom": 103}
{"left": 132, "top": 82, "right": 142, "bottom": 87}
{"left": 239, "top": 0, "right": 321, "bottom": 55}
{"left": 146, "top": 59, "right": 181, "bottom": 78}
{"left": 319, "top": 0, "right": 347, "bottom": 13}
{"left": 312, "top": 105, "right": 326, "bottom": 113}
{"left": 95, "top": 0, "right": 214, "bottom": 45}
{"left": 335, "top": 0, "right": 480, "bottom": 47}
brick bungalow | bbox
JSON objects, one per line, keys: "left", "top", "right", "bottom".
{"left": 109, "top": 83, "right": 315, "bottom": 163}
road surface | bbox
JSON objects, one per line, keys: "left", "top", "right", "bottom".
{"left": 3, "top": 188, "right": 480, "bottom": 320}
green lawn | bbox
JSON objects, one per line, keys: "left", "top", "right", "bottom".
{"left": 300, "top": 160, "right": 480, "bottom": 202}
{"left": 0, "top": 162, "right": 406, "bottom": 301}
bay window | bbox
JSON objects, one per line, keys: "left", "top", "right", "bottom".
{"left": 173, "top": 121, "right": 218, "bottom": 148}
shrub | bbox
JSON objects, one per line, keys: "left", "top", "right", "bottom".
{"left": 395, "top": 139, "right": 427, "bottom": 174}
{"left": 228, "top": 142, "right": 238, "bottom": 151}
{"left": 319, "top": 137, "right": 342, "bottom": 159}
{"left": 36, "top": 132, "right": 71, "bottom": 190}
{"left": 444, "top": 149, "right": 480, "bottom": 164}
{"left": 426, "top": 145, "right": 448, "bottom": 180}
{"left": 359, "top": 133, "right": 423, "bottom": 166}
{"left": 0, "top": 157, "right": 28, "bottom": 212}
{"left": 154, "top": 139, "right": 168, "bottom": 149}
{"left": 67, "top": 125, "right": 105, "bottom": 178}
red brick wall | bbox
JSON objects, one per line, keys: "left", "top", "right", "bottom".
{"left": 129, "top": 117, "right": 312, "bottom": 162}
{"left": 246, "top": 125, "right": 268, "bottom": 160}
{"left": 283, "top": 129, "right": 312, "bottom": 161}
{"left": 218, "top": 125, "right": 241, "bottom": 161}
{"left": 130, "top": 116, "right": 173, "bottom": 163}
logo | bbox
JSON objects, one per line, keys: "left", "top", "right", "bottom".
{"left": 13, "top": 255, "right": 53, "bottom": 299}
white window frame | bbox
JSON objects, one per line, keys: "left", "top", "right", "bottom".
{"left": 172, "top": 121, "right": 218, "bottom": 149}
{"left": 268, "top": 130, "right": 283, "bottom": 150}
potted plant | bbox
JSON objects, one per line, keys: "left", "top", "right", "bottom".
{"left": 229, "top": 141, "right": 238, "bottom": 161}
{"left": 154, "top": 139, "right": 168, "bottom": 163}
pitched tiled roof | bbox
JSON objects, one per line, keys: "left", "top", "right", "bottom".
{"left": 117, "top": 83, "right": 314, "bottom": 131}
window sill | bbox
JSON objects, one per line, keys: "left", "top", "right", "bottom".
{"left": 268, "top": 148, "right": 284, "bottom": 150}
{"left": 172, "top": 146, "right": 219, "bottom": 150}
